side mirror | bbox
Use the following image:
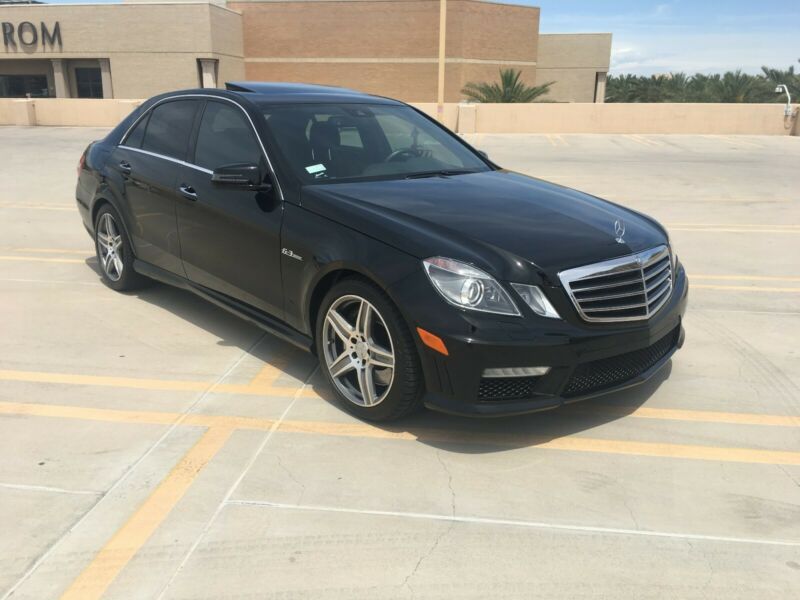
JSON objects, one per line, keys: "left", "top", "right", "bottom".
{"left": 477, "top": 150, "right": 489, "bottom": 160}
{"left": 211, "top": 163, "right": 270, "bottom": 189}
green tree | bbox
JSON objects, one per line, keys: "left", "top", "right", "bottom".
{"left": 761, "top": 65, "right": 800, "bottom": 98}
{"left": 461, "top": 69, "right": 554, "bottom": 103}
{"left": 604, "top": 74, "right": 640, "bottom": 102}
{"left": 709, "top": 70, "right": 771, "bottom": 103}
{"left": 606, "top": 65, "right": 797, "bottom": 103}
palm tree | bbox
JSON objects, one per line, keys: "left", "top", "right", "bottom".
{"left": 709, "top": 70, "right": 771, "bottom": 103}
{"left": 662, "top": 72, "right": 691, "bottom": 102}
{"left": 461, "top": 69, "right": 554, "bottom": 103}
{"left": 761, "top": 65, "right": 799, "bottom": 97}
{"left": 605, "top": 74, "right": 639, "bottom": 102}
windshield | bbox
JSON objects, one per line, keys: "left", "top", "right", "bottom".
{"left": 259, "top": 103, "right": 490, "bottom": 183}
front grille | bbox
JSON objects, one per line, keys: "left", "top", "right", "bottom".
{"left": 563, "top": 327, "right": 679, "bottom": 398}
{"left": 478, "top": 376, "right": 540, "bottom": 402}
{"left": 559, "top": 246, "right": 673, "bottom": 323}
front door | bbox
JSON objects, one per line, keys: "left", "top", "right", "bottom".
{"left": 176, "top": 99, "right": 284, "bottom": 318}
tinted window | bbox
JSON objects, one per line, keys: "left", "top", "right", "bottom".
{"left": 141, "top": 100, "right": 200, "bottom": 160}
{"left": 260, "top": 103, "right": 488, "bottom": 183}
{"left": 123, "top": 113, "right": 149, "bottom": 148}
{"left": 194, "top": 101, "right": 262, "bottom": 170}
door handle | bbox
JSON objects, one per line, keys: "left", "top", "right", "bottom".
{"left": 179, "top": 184, "right": 198, "bottom": 201}
{"left": 118, "top": 161, "right": 132, "bottom": 175}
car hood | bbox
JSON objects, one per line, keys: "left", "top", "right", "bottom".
{"left": 300, "top": 170, "right": 667, "bottom": 283}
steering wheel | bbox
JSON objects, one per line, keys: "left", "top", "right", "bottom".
{"left": 385, "top": 148, "right": 419, "bottom": 163}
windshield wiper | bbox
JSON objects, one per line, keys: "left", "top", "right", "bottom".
{"left": 404, "top": 169, "right": 478, "bottom": 179}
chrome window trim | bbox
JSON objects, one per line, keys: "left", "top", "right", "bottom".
{"left": 118, "top": 145, "right": 213, "bottom": 175}
{"left": 119, "top": 93, "right": 284, "bottom": 200}
{"left": 558, "top": 245, "right": 673, "bottom": 323}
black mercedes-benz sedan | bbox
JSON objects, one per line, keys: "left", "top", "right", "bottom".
{"left": 76, "top": 82, "right": 687, "bottom": 421}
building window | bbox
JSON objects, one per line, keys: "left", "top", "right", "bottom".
{"left": 75, "top": 68, "right": 103, "bottom": 99}
{"left": 0, "top": 75, "right": 50, "bottom": 98}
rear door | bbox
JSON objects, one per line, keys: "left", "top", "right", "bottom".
{"left": 113, "top": 98, "right": 201, "bottom": 275}
{"left": 176, "top": 99, "right": 284, "bottom": 318}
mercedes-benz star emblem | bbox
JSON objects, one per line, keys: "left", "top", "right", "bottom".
{"left": 614, "top": 219, "right": 626, "bottom": 244}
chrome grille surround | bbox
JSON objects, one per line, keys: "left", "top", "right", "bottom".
{"left": 558, "top": 245, "right": 673, "bottom": 323}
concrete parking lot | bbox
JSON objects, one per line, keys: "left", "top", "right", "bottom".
{"left": 0, "top": 127, "right": 798, "bottom": 599}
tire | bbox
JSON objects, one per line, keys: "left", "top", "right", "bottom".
{"left": 94, "top": 204, "right": 146, "bottom": 291}
{"left": 316, "top": 277, "right": 424, "bottom": 421}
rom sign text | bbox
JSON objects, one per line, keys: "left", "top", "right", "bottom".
{"left": 2, "top": 22, "right": 62, "bottom": 49}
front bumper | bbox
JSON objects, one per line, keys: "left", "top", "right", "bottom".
{"left": 390, "top": 263, "right": 688, "bottom": 417}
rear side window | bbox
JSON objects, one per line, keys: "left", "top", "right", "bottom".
{"left": 123, "top": 113, "right": 148, "bottom": 148}
{"left": 141, "top": 100, "right": 200, "bottom": 160}
{"left": 194, "top": 101, "right": 262, "bottom": 170}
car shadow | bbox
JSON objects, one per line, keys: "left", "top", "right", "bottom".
{"left": 86, "top": 258, "right": 673, "bottom": 454}
{"left": 85, "top": 258, "right": 315, "bottom": 382}
{"left": 307, "top": 363, "right": 673, "bottom": 454}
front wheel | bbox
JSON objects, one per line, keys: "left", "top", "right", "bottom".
{"left": 316, "top": 278, "right": 423, "bottom": 421}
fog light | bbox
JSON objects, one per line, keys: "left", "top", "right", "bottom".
{"left": 482, "top": 366, "right": 550, "bottom": 378}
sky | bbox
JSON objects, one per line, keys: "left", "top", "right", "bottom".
{"left": 34, "top": 0, "right": 800, "bottom": 76}
{"left": 530, "top": 0, "right": 799, "bottom": 75}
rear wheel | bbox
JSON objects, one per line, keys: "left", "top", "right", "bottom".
{"left": 94, "top": 204, "right": 145, "bottom": 291}
{"left": 316, "top": 278, "right": 423, "bottom": 421}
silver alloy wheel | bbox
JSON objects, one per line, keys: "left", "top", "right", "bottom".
{"left": 96, "top": 212, "right": 124, "bottom": 282}
{"left": 322, "top": 294, "right": 395, "bottom": 407}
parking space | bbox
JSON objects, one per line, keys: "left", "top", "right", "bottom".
{"left": 0, "top": 127, "right": 798, "bottom": 599}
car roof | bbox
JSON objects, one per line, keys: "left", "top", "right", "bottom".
{"left": 225, "top": 81, "right": 403, "bottom": 105}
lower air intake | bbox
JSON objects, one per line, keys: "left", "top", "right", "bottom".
{"left": 563, "top": 326, "right": 679, "bottom": 398}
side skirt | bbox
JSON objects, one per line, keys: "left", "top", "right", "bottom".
{"left": 133, "top": 259, "right": 314, "bottom": 352}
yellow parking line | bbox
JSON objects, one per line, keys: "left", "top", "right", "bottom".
{"left": 635, "top": 134, "right": 662, "bottom": 147}
{"left": 5, "top": 397, "right": 796, "bottom": 432}
{"left": 0, "top": 400, "right": 181, "bottom": 427}
{"left": 0, "top": 369, "right": 317, "bottom": 399}
{"left": 719, "top": 135, "right": 763, "bottom": 148}
{"left": 667, "top": 223, "right": 800, "bottom": 229}
{"left": 0, "top": 204, "right": 74, "bottom": 211}
{"left": 692, "top": 284, "right": 800, "bottom": 293}
{"left": 0, "top": 255, "right": 85, "bottom": 264}
{"left": 691, "top": 275, "right": 800, "bottom": 283}
{"left": 545, "top": 134, "right": 558, "bottom": 147}
{"left": 584, "top": 405, "right": 800, "bottom": 428}
{"left": 15, "top": 248, "right": 92, "bottom": 255}
{"left": 248, "top": 360, "right": 289, "bottom": 391}
{"left": 670, "top": 227, "right": 800, "bottom": 234}
{"left": 2, "top": 401, "right": 799, "bottom": 465}
{"left": 625, "top": 134, "right": 657, "bottom": 147}
{"left": 59, "top": 426, "right": 234, "bottom": 600}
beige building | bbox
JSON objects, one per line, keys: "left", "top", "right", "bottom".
{"left": 0, "top": 0, "right": 611, "bottom": 102}
{"left": 537, "top": 33, "right": 613, "bottom": 102}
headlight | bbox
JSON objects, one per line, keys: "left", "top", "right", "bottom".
{"left": 510, "top": 283, "right": 561, "bottom": 319}
{"left": 423, "top": 257, "right": 520, "bottom": 316}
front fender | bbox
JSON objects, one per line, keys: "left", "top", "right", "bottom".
{"left": 280, "top": 202, "right": 419, "bottom": 336}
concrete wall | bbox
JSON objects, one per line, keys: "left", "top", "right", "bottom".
{"left": 229, "top": 0, "right": 539, "bottom": 102}
{"left": 2, "top": 98, "right": 797, "bottom": 135}
{"left": 0, "top": 3, "right": 244, "bottom": 98}
{"left": 468, "top": 103, "right": 799, "bottom": 135}
{"left": 536, "top": 33, "right": 612, "bottom": 102}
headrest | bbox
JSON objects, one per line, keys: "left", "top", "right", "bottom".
{"left": 309, "top": 121, "right": 340, "bottom": 149}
